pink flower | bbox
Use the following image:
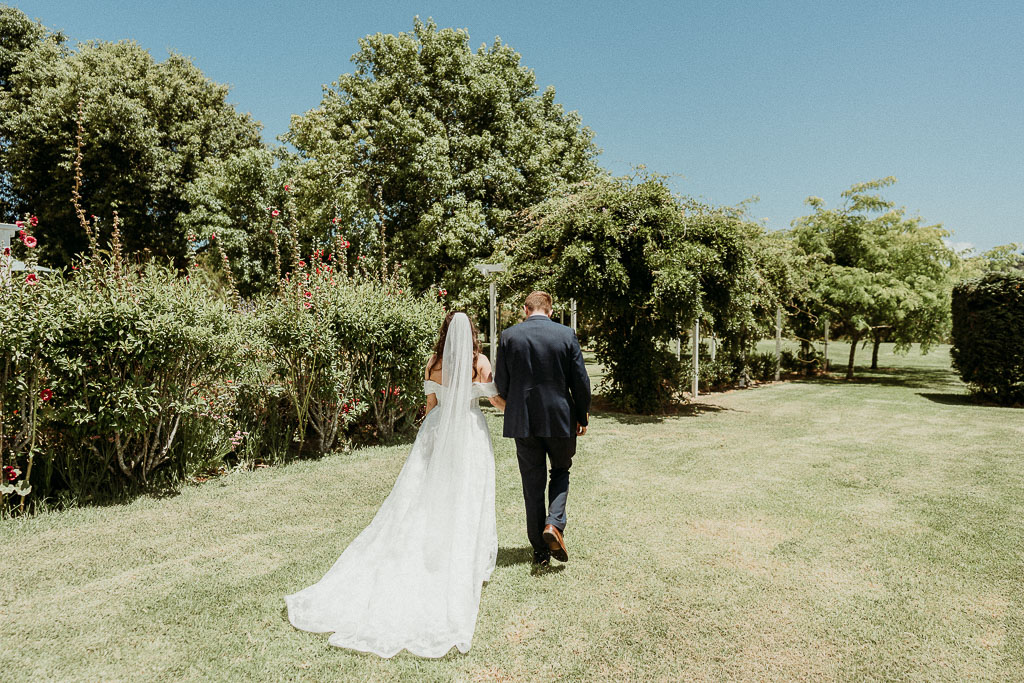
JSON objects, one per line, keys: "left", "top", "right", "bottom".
{"left": 39, "top": 388, "right": 53, "bottom": 402}
{"left": 303, "top": 290, "right": 312, "bottom": 298}
{"left": 303, "top": 301, "right": 312, "bottom": 309}
{"left": 15, "top": 221, "right": 24, "bottom": 228}
{"left": 271, "top": 209, "right": 280, "bottom": 217}
{"left": 23, "top": 235, "right": 37, "bottom": 248}
{"left": 25, "top": 273, "right": 38, "bottom": 285}
{"left": 298, "top": 260, "right": 306, "bottom": 267}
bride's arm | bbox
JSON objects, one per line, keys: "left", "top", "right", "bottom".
{"left": 476, "top": 355, "right": 506, "bottom": 411}
{"left": 423, "top": 357, "right": 438, "bottom": 417}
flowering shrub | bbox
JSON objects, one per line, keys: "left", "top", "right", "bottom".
{"left": 250, "top": 251, "right": 443, "bottom": 455}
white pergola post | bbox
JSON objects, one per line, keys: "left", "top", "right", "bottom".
{"left": 774, "top": 306, "right": 782, "bottom": 381}
{"left": 474, "top": 263, "right": 507, "bottom": 366}
{"left": 570, "top": 298, "right": 577, "bottom": 332}
{"left": 692, "top": 319, "right": 700, "bottom": 398}
{"left": 488, "top": 279, "right": 497, "bottom": 366}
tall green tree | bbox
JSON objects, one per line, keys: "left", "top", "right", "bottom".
{"left": 961, "top": 243, "right": 1024, "bottom": 278}
{"left": 790, "top": 178, "right": 958, "bottom": 378}
{"left": 0, "top": 10, "right": 263, "bottom": 266}
{"left": 0, "top": 6, "right": 66, "bottom": 220}
{"left": 283, "top": 18, "right": 600, "bottom": 299}
{"left": 502, "top": 174, "right": 764, "bottom": 413}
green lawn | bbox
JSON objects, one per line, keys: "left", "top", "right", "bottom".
{"left": 2, "top": 343, "right": 1022, "bottom": 681}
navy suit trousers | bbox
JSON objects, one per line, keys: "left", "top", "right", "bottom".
{"left": 514, "top": 435, "right": 576, "bottom": 553}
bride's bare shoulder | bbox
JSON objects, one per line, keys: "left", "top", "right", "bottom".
{"left": 474, "top": 354, "right": 493, "bottom": 382}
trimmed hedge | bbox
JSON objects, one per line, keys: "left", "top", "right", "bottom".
{"left": 951, "top": 272, "right": 1024, "bottom": 404}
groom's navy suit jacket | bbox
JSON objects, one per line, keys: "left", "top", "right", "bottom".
{"left": 494, "top": 314, "right": 591, "bottom": 439}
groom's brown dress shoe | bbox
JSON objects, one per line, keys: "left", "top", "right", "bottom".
{"left": 542, "top": 524, "right": 568, "bottom": 562}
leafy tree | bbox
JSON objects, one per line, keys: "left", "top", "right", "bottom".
{"left": 283, "top": 18, "right": 600, "bottom": 299}
{"left": 502, "top": 174, "right": 764, "bottom": 413}
{"left": 961, "top": 243, "right": 1024, "bottom": 278}
{"left": 0, "top": 12, "right": 263, "bottom": 266}
{"left": 790, "top": 178, "right": 958, "bottom": 378}
{"left": 0, "top": 5, "right": 66, "bottom": 220}
{"left": 181, "top": 148, "right": 291, "bottom": 296}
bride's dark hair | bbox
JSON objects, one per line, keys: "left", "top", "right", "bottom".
{"left": 429, "top": 311, "right": 483, "bottom": 380}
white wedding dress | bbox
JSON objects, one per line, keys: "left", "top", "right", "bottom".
{"left": 284, "top": 313, "right": 499, "bottom": 658}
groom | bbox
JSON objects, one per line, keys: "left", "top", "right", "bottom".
{"left": 495, "top": 291, "right": 591, "bottom": 566}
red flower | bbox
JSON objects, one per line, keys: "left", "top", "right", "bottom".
{"left": 271, "top": 209, "right": 280, "bottom": 217}
{"left": 439, "top": 288, "right": 447, "bottom": 296}
{"left": 25, "top": 273, "right": 38, "bottom": 284}
{"left": 210, "top": 232, "right": 216, "bottom": 240}
{"left": 298, "top": 260, "right": 306, "bottom": 267}
{"left": 332, "top": 218, "right": 339, "bottom": 225}
{"left": 23, "top": 235, "right": 36, "bottom": 248}
{"left": 303, "top": 290, "right": 312, "bottom": 298}
{"left": 39, "top": 388, "right": 53, "bottom": 402}
{"left": 341, "top": 241, "right": 350, "bottom": 249}
{"left": 2, "top": 247, "right": 9, "bottom": 256}
{"left": 303, "top": 301, "right": 312, "bottom": 309}
{"left": 29, "top": 215, "right": 38, "bottom": 227}
{"left": 284, "top": 184, "right": 291, "bottom": 191}
{"left": 2, "top": 465, "right": 17, "bottom": 483}
{"left": 15, "top": 220, "right": 24, "bottom": 228}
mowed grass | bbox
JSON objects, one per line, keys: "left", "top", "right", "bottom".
{"left": 2, "top": 343, "right": 1022, "bottom": 681}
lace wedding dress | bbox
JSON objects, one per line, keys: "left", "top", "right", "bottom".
{"left": 284, "top": 313, "right": 499, "bottom": 658}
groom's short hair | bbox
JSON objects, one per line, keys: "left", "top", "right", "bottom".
{"left": 524, "top": 291, "right": 553, "bottom": 314}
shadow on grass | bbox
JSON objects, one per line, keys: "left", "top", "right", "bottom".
{"left": 797, "top": 366, "right": 963, "bottom": 391}
{"left": 918, "top": 392, "right": 1023, "bottom": 409}
{"left": 497, "top": 546, "right": 535, "bottom": 567}
{"left": 589, "top": 395, "right": 731, "bottom": 425}
{"left": 497, "top": 546, "right": 569, "bottom": 575}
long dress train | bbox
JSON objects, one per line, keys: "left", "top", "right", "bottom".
{"left": 284, "top": 313, "right": 498, "bottom": 658}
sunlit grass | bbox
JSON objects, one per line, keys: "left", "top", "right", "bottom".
{"left": 1, "top": 343, "right": 1021, "bottom": 680}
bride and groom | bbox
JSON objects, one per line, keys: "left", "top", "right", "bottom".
{"left": 284, "top": 291, "right": 592, "bottom": 658}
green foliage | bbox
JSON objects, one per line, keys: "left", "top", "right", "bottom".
{"left": 961, "top": 243, "right": 1024, "bottom": 279}
{"left": 789, "top": 178, "right": 959, "bottom": 378}
{"left": 181, "top": 148, "right": 290, "bottom": 296}
{"left": 950, "top": 272, "right": 1024, "bottom": 404}
{"left": 1, "top": 240, "right": 244, "bottom": 509}
{"left": 503, "top": 174, "right": 766, "bottom": 412}
{"left": 251, "top": 262, "right": 443, "bottom": 454}
{"left": 1, "top": 215, "right": 442, "bottom": 514}
{"left": 0, "top": 10, "right": 263, "bottom": 266}
{"left": 282, "top": 18, "right": 600, "bottom": 301}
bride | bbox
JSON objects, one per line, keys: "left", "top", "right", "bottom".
{"left": 285, "top": 311, "right": 505, "bottom": 658}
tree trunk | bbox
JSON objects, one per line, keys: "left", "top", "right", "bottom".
{"left": 871, "top": 332, "right": 882, "bottom": 370}
{"left": 846, "top": 332, "right": 861, "bottom": 380}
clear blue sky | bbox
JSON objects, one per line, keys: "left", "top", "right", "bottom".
{"left": 11, "top": 0, "right": 1024, "bottom": 250}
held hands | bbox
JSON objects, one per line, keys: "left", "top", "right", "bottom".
{"left": 489, "top": 395, "right": 507, "bottom": 412}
